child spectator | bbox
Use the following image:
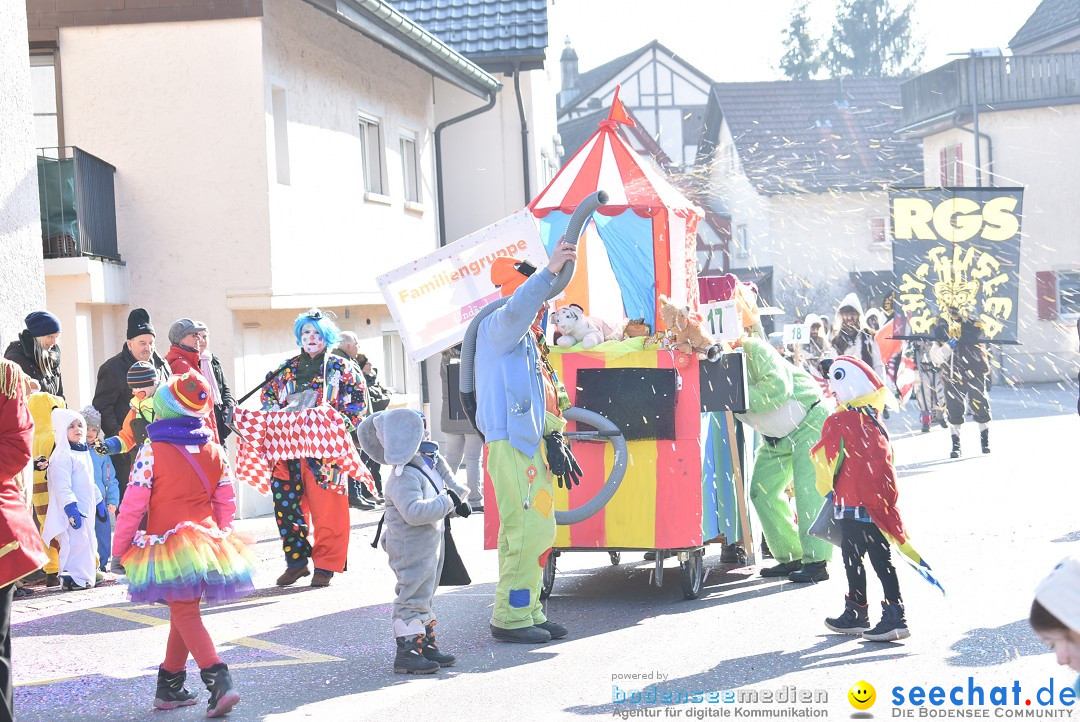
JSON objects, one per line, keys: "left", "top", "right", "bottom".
{"left": 82, "top": 406, "right": 117, "bottom": 572}
{"left": 358, "top": 409, "right": 471, "bottom": 674}
{"left": 113, "top": 373, "right": 253, "bottom": 716}
{"left": 41, "top": 408, "right": 104, "bottom": 590}
{"left": 1031, "top": 556, "right": 1080, "bottom": 698}
{"left": 95, "top": 361, "right": 158, "bottom": 458}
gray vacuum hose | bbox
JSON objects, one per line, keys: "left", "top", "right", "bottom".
{"left": 459, "top": 190, "right": 629, "bottom": 526}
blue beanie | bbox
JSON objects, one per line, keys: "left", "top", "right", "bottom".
{"left": 24, "top": 311, "right": 60, "bottom": 337}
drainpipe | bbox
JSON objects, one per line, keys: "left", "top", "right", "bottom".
{"left": 952, "top": 114, "right": 994, "bottom": 187}
{"left": 434, "top": 89, "right": 498, "bottom": 247}
{"left": 513, "top": 65, "right": 531, "bottom": 205}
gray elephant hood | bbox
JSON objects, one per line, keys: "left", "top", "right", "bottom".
{"left": 357, "top": 409, "right": 426, "bottom": 474}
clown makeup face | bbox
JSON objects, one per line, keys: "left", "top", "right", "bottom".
{"left": 1038, "top": 629, "right": 1080, "bottom": 673}
{"left": 301, "top": 323, "right": 326, "bottom": 357}
{"left": 67, "top": 418, "right": 86, "bottom": 444}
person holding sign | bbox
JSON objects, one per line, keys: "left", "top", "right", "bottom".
{"left": 475, "top": 246, "right": 577, "bottom": 644}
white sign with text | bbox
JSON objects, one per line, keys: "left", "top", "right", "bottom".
{"left": 701, "top": 300, "right": 740, "bottom": 342}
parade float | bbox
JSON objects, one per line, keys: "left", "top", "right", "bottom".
{"left": 474, "top": 95, "right": 755, "bottom": 600}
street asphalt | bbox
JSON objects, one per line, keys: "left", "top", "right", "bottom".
{"left": 11, "top": 381, "right": 1080, "bottom": 721}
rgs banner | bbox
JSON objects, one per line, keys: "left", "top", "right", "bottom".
{"left": 890, "top": 187, "right": 1024, "bottom": 342}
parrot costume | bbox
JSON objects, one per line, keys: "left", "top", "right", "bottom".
{"left": 812, "top": 356, "right": 942, "bottom": 642}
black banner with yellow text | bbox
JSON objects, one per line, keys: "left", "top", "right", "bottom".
{"left": 890, "top": 187, "right": 1024, "bottom": 342}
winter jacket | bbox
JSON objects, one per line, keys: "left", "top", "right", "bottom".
{"left": 439, "top": 350, "right": 477, "bottom": 436}
{"left": 474, "top": 267, "right": 560, "bottom": 457}
{"left": 209, "top": 355, "right": 235, "bottom": 443}
{"left": 4, "top": 331, "right": 63, "bottom": 398}
{"left": 0, "top": 361, "right": 49, "bottom": 587}
{"left": 831, "top": 327, "right": 885, "bottom": 380}
{"left": 92, "top": 346, "right": 170, "bottom": 438}
{"left": 166, "top": 345, "right": 221, "bottom": 444}
{"left": 92, "top": 452, "right": 118, "bottom": 507}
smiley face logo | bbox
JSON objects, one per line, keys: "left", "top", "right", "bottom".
{"left": 848, "top": 681, "right": 876, "bottom": 710}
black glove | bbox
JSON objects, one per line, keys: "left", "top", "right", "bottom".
{"left": 544, "top": 432, "right": 583, "bottom": 489}
{"left": 446, "top": 488, "right": 471, "bottom": 518}
{"left": 34, "top": 456, "right": 48, "bottom": 471}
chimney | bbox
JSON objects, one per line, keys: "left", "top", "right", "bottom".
{"left": 560, "top": 36, "right": 579, "bottom": 92}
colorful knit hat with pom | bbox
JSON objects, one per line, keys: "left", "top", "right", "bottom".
{"left": 154, "top": 372, "right": 211, "bottom": 419}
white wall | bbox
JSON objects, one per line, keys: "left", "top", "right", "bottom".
{"left": 0, "top": 1, "right": 46, "bottom": 346}
{"left": 57, "top": 18, "right": 271, "bottom": 405}
{"left": 921, "top": 106, "right": 1080, "bottom": 382}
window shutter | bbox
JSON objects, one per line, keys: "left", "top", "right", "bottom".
{"left": 940, "top": 148, "right": 948, "bottom": 186}
{"left": 955, "top": 144, "right": 964, "bottom": 186}
{"left": 1036, "top": 271, "right": 1058, "bottom": 320}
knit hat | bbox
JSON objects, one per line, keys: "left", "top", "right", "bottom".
{"left": 153, "top": 372, "right": 211, "bottom": 419}
{"left": 126, "top": 361, "right": 159, "bottom": 390}
{"left": 80, "top": 405, "right": 102, "bottom": 431}
{"left": 1036, "top": 557, "right": 1080, "bottom": 633}
{"left": 24, "top": 311, "right": 61, "bottom": 337}
{"left": 126, "top": 308, "right": 155, "bottom": 339}
{"left": 490, "top": 257, "right": 536, "bottom": 298}
{"left": 168, "top": 318, "right": 207, "bottom": 346}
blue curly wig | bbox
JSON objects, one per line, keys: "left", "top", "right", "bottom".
{"left": 293, "top": 309, "right": 341, "bottom": 348}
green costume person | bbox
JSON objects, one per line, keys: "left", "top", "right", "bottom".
{"left": 716, "top": 274, "right": 833, "bottom": 583}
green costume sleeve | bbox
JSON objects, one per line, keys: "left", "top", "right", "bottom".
{"left": 742, "top": 339, "right": 794, "bottom": 414}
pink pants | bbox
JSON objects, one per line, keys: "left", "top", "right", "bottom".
{"left": 162, "top": 600, "right": 222, "bottom": 672}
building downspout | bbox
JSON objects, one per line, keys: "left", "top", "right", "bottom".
{"left": 434, "top": 89, "right": 498, "bottom": 247}
{"left": 513, "top": 66, "right": 531, "bottom": 205}
{"left": 952, "top": 114, "right": 994, "bottom": 187}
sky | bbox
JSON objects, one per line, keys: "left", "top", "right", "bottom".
{"left": 550, "top": 0, "right": 1044, "bottom": 83}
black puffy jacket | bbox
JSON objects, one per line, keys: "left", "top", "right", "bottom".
{"left": 3, "top": 331, "right": 63, "bottom": 398}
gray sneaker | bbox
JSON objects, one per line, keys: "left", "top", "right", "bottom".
{"left": 109, "top": 557, "right": 125, "bottom": 575}
{"left": 490, "top": 623, "right": 551, "bottom": 643}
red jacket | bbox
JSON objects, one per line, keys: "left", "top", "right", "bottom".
{"left": 811, "top": 408, "right": 908, "bottom": 544}
{"left": 166, "top": 345, "right": 220, "bottom": 444}
{"left": 0, "top": 361, "right": 49, "bottom": 587}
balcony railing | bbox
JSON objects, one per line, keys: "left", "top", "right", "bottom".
{"left": 900, "top": 53, "right": 1080, "bottom": 130}
{"left": 37, "top": 146, "right": 120, "bottom": 261}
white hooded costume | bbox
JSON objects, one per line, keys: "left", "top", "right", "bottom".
{"left": 41, "top": 408, "right": 102, "bottom": 588}
{"left": 358, "top": 409, "right": 469, "bottom": 638}
{"left": 831, "top": 293, "right": 885, "bottom": 380}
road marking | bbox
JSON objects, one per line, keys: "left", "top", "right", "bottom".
{"left": 15, "top": 605, "right": 344, "bottom": 687}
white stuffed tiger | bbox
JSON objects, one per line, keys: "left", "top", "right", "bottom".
{"left": 551, "top": 305, "right": 619, "bottom": 350}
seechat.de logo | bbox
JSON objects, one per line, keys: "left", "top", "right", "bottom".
{"left": 849, "top": 680, "right": 877, "bottom": 713}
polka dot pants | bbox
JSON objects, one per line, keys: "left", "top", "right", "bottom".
{"left": 272, "top": 460, "right": 311, "bottom": 566}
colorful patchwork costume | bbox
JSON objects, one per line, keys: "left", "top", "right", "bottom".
{"left": 260, "top": 310, "right": 365, "bottom": 587}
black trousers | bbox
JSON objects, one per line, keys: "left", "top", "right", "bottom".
{"left": 0, "top": 583, "right": 14, "bottom": 722}
{"left": 944, "top": 376, "right": 991, "bottom": 426}
{"left": 840, "top": 519, "right": 901, "bottom": 606}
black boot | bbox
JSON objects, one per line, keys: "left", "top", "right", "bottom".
{"left": 760, "top": 559, "right": 802, "bottom": 577}
{"left": 950, "top": 434, "right": 961, "bottom": 459}
{"left": 421, "top": 620, "right": 455, "bottom": 667}
{"left": 200, "top": 663, "right": 240, "bottom": 718}
{"left": 760, "top": 536, "right": 773, "bottom": 559}
{"left": 863, "top": 601, "right": 911, "bottom": 642}
{"left": 824, "top": 595, "right": 870, "bottom": 635}
{"left": 788, "top": 560, "right": 829, "bottom": 583}
{"left": 153, "top": 666, "right": 198, "bottom": 710}
{"left": 396, "top": 633, "right": 441, "bottom": 673}
{"left": 981, "top": 428, "right": 990, "bottom": 454}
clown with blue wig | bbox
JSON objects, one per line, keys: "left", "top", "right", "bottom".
{"left": 260, "top": 309, "right": 366, "bottom": 588}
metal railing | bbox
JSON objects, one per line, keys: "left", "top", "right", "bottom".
{"left": 901, "top": 53, "right": 1080, "bottom": 129}
{"left": 37, "top": 146, "right": 120, "bottom": 261}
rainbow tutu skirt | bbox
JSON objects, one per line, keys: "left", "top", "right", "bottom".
{"left": 122, "top": 523, "right": 256, "bottom": 605}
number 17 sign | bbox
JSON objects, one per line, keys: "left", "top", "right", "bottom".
{"left": 701, "top": 300, "right": 740, "bottom": 342}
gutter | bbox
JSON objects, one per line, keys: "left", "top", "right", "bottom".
{"left": 952, "top": 114, "right": 995, "bottom": 187}
{"left": 303, "top": 0, "right": 501, "bottom": 99}
{"left": 513, "top": 66, "right": 531, "bottom": 205}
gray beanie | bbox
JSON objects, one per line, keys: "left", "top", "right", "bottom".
{"left": 168, "top": 318, "right": 207, "bottom": 346}
{"left": 80, "top": 406, "right": 102, "bottom": 431}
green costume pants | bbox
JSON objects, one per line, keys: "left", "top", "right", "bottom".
{"left": 487, "top": 414, "right": 563, "bottom": 630}
{"left": 748, "top": 404, "right": 833, "bottom": 565}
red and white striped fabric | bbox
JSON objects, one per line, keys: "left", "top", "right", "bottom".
{"left": 233, "top": 407, "right": 372, "bottom": 496}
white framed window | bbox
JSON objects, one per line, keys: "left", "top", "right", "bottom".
{"left": 733, "top": 224, "right": 749, "bottom": 258}
{"left": 358, "top": 113, "right": 385, "bottom": 195}
{"left": 271, "top": 85, "right": 290, "bottom": 185}
{"left": 1058, "top": 270, "right": 1080, "bottom": 318}
{"left": 870, "top": 217, "right": 892, "bottom": 246}
{"left": 381, "top": 332, "right": 408, "bottom": 394}
{"left": 400, "top": 131, "right": 421, "bottom": 203}
{"left": 30, "top": 53, "right": 59, "bottom": 149}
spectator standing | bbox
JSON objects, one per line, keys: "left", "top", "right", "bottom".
{"left": 440, "top": 346, "right": 483, "bottom": 511}
{"left": 92, "top": 308, "right": 170, "bottom": 502}
{"left": 332, "top": 333, "right": 376, "bottom": 509}
{"left": 0, "top": 359, "right": 50, "bottom": 720}
{"left": 830, "top": 294, "right": 885, "bottom": 381}
{"left": 203, "top": 329, "right": 235, "bottom": 445}
{"left": 165, "top": 319, "right": 221, "bottom": 444}
{"left": 4, "top": 312, "right": 63, "bottom": 398}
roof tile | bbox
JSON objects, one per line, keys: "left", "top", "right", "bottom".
{"left": 392, "top": 0, "right": 548, "bottom": 61}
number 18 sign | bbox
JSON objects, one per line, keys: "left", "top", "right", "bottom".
{"left": 782, "top": 323, "right": 809, "bottom": 346}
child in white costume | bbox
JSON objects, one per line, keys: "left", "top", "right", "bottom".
{"left": 358, "top": 409, "right": 472, "bottom": 675}
{"left": 41, "top": 408, "right": 103, "bottom": 590}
